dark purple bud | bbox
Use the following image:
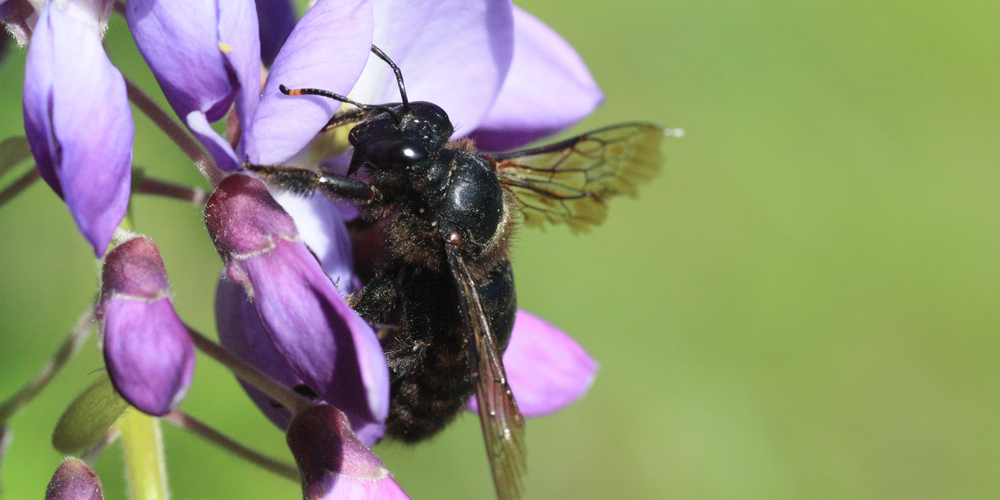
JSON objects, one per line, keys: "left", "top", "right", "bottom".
{"left": 98, "top": 236, "right": 194, "bottom": 416}
{"left": 205, "top": 174, "right": 389, "bottom": 445}
{"left": 45, "top": 458, "right": 104, "bottom": 500}
{"left": 468, "top": 309, "right": 598, "bottom": 417}
{"left": 287, "top": 405, "right": 408, "bottom": 500}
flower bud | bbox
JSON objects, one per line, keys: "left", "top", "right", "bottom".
{"left": 98, "top": 236, "right": 194, "bottom": 416}
{"left": 205, "top": 174, "right": 389, "bottom": 445}
{"left": 287, "top": 405, "right": 408, "bottom": 500}
{"left": 45, "top": 458, "right": 104, "bottom": 500}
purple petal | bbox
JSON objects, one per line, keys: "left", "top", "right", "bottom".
{"left": 348, "top": 0, "right": 514, "bottom": 137}
{"left": 186, "top": 110, "right": 241, "bottom": 171}
{"left": 256, "top": 0, "right": 297, "bottom": 67}
{"left": 271, "top": 190, "right": 356, "bottom": 294}
{"left": 468, "top": 6, "right": 603, "bottom": 152}
{"left": 22, "top": 2, "right": 133, "bottom": 257}
{"left": 205, "top": 175, "right": 389, "bottom": 444}
{"left": 102, "top": 298, "right": 195, "bottom": 416}
{"left": 126, "top": 0, "right": 259, "bottom": 171}
{"left": 216, "top": 277, "right": 301, "bottom": 429}
{"left": 45, "top": 458, "right": 104, "bottom": 500}
{"left": 246, "top": 0, "right": 374, "bottom": 164}
{"left": 468, "top": 310, "right": 597, "bottom": 417}
{"left": 99, "top": 237, "right": 195, "bottom": 416}
{"left": 287, "top": 405, "right": 409, "bottom": 500}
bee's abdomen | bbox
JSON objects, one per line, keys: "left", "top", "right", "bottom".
{"left": 382, "top": 260, "right": 516, "bottom": 442}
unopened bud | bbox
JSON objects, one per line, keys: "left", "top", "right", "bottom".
{"left": 287, "top": 405, "right": 408, "bottom": 500}
{"left": 98, "top": 236, "right": 194, "bottom": 416}
{"left": 45, "top": 458, "right": 103, "bottom": 500}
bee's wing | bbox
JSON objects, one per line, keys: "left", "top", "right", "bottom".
{"left": 445, "top": 245, "right": 527, "bottom": 500}
{"left": 494, "top": 123, "right": 664, "bottom": 234}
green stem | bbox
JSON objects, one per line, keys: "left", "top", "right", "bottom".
{"left": 119, "top": 408, "right": 170, "bottom": 500}
{"left": 0, "top": 307, "right": 94, "bottom": 422}
{"left": 161, "top": 410, "right": 299, "bottom": 482}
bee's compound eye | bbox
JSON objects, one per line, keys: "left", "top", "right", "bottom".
{"left": 364, "top": 138, "right": 427, "bottom": 169}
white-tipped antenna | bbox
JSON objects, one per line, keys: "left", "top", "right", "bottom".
{"left": 371, "top": 45, "right": 410, "bottom": 112}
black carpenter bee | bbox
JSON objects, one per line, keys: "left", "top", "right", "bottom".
{"left": 248, "top": 46, "right": 665, "bottom": 500}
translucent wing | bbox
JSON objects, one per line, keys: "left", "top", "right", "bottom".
{"left": 494, "top": 122, "right": 664, "bottom": 234}
{"left": 445, "top": 245, "right": 527, "bottom": 500}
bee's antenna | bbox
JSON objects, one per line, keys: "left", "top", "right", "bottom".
{"left": 370, "top": 45, "right": 409, "bottom": 112}
{"left": 279, "top": 84, "right": 402, "bottom": 122}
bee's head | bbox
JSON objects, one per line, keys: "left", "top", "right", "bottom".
{"left": 347, "top": 101, "right": 453, "bottom": 174}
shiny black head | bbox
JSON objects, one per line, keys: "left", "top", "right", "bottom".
{"left": 348, "top": 101, "right": 453, "bottom": 173}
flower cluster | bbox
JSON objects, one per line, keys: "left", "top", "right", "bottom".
{"left": 2, "top": 0, "right": 605, "bottom": 497}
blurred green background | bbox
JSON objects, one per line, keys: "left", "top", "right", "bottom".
{"left": 3, "top": 0, "right": 1000, "bottom": 498}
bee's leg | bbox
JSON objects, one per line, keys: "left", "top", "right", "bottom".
{"left": 244, "top": 163, "right": 379, "bottom": 203}
{"left": 349, "top": 267, "right": 400, "bottom": 324}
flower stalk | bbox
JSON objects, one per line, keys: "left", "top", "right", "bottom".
{"left": 118, "top": 408, "right": 169, "bottom": 500}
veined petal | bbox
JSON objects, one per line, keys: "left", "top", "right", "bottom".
{"left": 468, "top": 310, "right": 598, "bottom": 417}
{"left": 99, "top": 236, "right": 194, "bottom": 416}
{"left": 205, "top": 174, "right": 389, "bottom": 444}
{"left": 349, "top": 0, "right": 514, "bottom": 137}
{"left": 468, "top": 6, "right": 603, "bottom": 151}
{"left": 246, "top": 0, "right": 374, "bottom": 164}
{"left": 287, "top": 405, "right": 409, "bottom": 500}
{"left": 22, "top": 2, "right": 132, "bottom": 257}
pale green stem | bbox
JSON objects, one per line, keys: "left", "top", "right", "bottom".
{"left": 0, "top": 307, "right": 95, "bottom": 422}
{"left": 119, "top": 408, "right": 170, "bottom": 500}
{"left": 161, "top": 410, "right": 299, "bottom": 482}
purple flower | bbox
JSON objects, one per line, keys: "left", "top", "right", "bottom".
{"left": 210, "top": 0, "right": 602, "bottom": 445}
{"left": 287, "top": 405, "right": 408, "bottom": 500}
{"left": 45, "top": 458, "right": 104, "bottom": 500}
{"left": 204, "top": 174, "right": 389, "bottom": 445}
{"left": 125, "top": 0, "right": 375, "bottom": 170}
{"left": 22, "top": 0, "right": 133, "bottom": 257}
{"left": 97, "top": 235, "right": 194, "bottom": 416}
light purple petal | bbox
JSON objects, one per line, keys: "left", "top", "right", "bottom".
{"left": 186, "top": 110, "right": 241, "bottom": 170}
{"left": 468, "top": 310, "right": 598, "bottom": 417}
{"left": 346, "top": 0, "right": 514, "bottom": 138}
{"left": 468, "top": 6, "right": 603, "bottom": 151}
{"left": 102, "top": 298, "right": 195, "bottom": 416}
{"left": 271, "top": 190, "right": 356, "bottom": 294}
{"left": 218, "top": 0, "right": 261, "bottom": 150}
{"left": 287, "top": 405, "right": 410, "bottom": 500}
{"left": 126, "top": 0, "right": 258, "bottom": 171}
{"left": 99, "top": 236, "right": 195, "bottom": 416}
{"left": 205, "top": 175, "right": 389, "bottom": 444}
{"left": 246, "top": 0, "right": 374, "bottom": 164}
{"left": 45, "top": 458, "right": 104, "bottom": 500}
{"left": 22, "top": 2, "right": 133, "bottom": 257}
{"left": 256, "top": 0, "right": 296, "bottom": 67}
